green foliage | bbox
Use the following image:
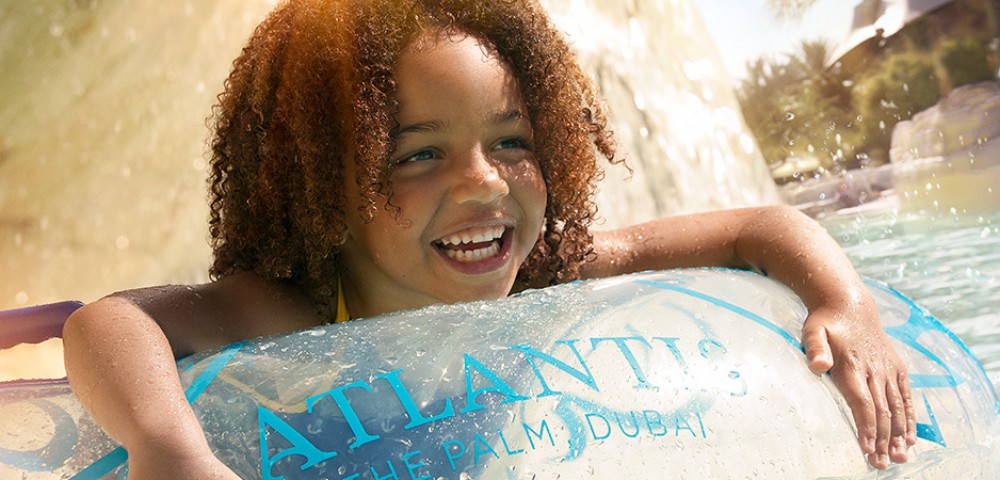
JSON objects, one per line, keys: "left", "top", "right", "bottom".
{"left": 740, "top": 0, "right": 998, "bottom": 185}
{"left": 938, "top": 36, "right": 995, "bottom": 88}
{"left": 766, "top": 0, "right": 820, "bottom": 22}
{"left": 736, "top": 40, "right": 860, "bottom": 171}
{"left": 902, "top": 17, "right": 936, "bottom": 51}
{"left": 854, "top": 53, "right": 941, "bottom": 150}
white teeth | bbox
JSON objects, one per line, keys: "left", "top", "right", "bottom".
{"left": 438, "top": 226, "right": 505, "bottom": 246}
{"left": 436, "top": 225, "right": 506, "bottom": 263}
{"left": 441, "top": 242, "right": 501, "bottom": 263}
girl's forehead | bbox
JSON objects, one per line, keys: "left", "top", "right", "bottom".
{"left": 399, "top": 34, "right": 494, "bottom": 69}
{"left": 393, "top": 34, "right": 522, "bottom": 111}
{"left": 402, "top": 27, "right": 497, "bottom": 63}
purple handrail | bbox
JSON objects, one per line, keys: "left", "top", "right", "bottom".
{"left": 0, "top": 301, "right": 83, "bottom": 350}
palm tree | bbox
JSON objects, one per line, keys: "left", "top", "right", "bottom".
{"left": 766, "top": 0, "right": 819, "bottom": 22}
{"left": 737, "top": 38, "right": 864, "bottom": 174}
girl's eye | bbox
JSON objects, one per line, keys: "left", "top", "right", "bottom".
{"left": 495, "top": 137, "right": 532, "bottom": 151}
{"left": 393, "top": 149, "right": 436, "bottom": 167}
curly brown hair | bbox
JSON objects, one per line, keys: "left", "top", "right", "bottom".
{"left": 207, "top": 0, "right": 622, "bottom": 316}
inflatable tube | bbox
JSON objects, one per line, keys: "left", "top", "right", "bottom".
{"left": 1, "top": 269, "right": 998, "bottom": 479}
{"left": 0, "top": 300, "right": 81, "bottom": 350}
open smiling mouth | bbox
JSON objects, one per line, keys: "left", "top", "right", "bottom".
{"left": 433, "top": 225, "right": 511, "bottom": 263}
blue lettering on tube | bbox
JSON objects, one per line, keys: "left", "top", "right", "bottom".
{"left": 441, "top": 439, "right": 466, "bottom": 470}
{"left": 510, "top": 340, "right": 599, "bottom": 397}
{"left": 696, "top": 409, "right": 707, "bottom": 438}
{"left": 369, "top": 459, "right": 400, "bottom": 480}
{"left": 523, "top": 420, "right": 555, "bottom": 449}
{"left": 460, "top": 353, "right": 530, "bottom": 413}
{"left": 651, "top": 337, "right": 688, "bottom": 371}
{"left": 643, "top": 410, "right": 667, "bottom": 436}
{"left": 376, "top": 369, "right": 455, "bottom": 429}
{"left": 728, "top": 370, "right": 747, "bottom": 397}
{"left": 497, "top": 429, "right": 525, "bottom": 455}
{"left": 305, "top": 380, "right": 380, "bottom": 449}
{"left": 473, "top": 434, "right": 500, "bottom": 464}
{"left": 615, "top": 411, "right": 640, "bottom": 438}
{"left": 590, "top": 336, "right": 655, "bottom": 389}
{"left": 697, "top": 338, "right": 727, "bottom": 360}
{"left": 257, "top": 407, "right": 337, "bottom": 480}
{"left": 917, "top": 393, "right": 946, "bottom": 447}
{"left": 674, "top": 412, "right": 697, "bottom": 437}
{"left": 586, "top": 413, "right": 611, "bottom": 440}
{"left": 402, "top": 450, "right": 430, "bottom": 480}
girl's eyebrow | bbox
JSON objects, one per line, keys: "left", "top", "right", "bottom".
{"left": 490, "top": 109, "right": 527, "bottom": 125}
{"left": 392, "top": 120, "right": 445, "bottom": 139}
{"left": 392, "top": 110, "right": 528, "bottom": 139}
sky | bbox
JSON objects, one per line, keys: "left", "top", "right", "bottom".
{"left": 694, "top": 0, "right": 859, "bottom": 80}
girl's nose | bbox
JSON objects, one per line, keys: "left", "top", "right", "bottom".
{"left": 449, "top": 148, "right": 510, "bottom": 205}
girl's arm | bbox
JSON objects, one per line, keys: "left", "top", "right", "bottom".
{"left": 62, "top": 296, "right": 240, "bottom": 479}
{"left": 583, "top": 204, "right": 916, "bottom": 470}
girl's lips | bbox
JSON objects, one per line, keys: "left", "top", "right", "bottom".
{"left": 432, "top": 227, "right": 514, "bottom": 274}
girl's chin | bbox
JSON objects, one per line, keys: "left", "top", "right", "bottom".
{"left": 430, "top": 274, "right": 519, "bottom": 304}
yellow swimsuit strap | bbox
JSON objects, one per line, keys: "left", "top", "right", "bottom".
{"left": 334, "top": 278, "right": 350, "bottom": 323}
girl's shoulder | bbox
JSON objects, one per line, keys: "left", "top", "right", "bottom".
{"left": 105, "top": 272, "right": 325, "bottom": 356}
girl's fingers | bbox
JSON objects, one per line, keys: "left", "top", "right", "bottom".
{"left": 866, "top": 374, "right": 892, "bottom": 469}
{"left": 832, "top": 364, "right": 877, "bottom": 455}
{"left": 803, "top": 324, "right": 834, "bottom": 373}
{"left": 804, "top": 310, "right": 915, "bottom": 468}
{"left": 885, "top": 375, "right": 910, "bottom": 463}
{"left": 899, "top": 371, "right": 918, "bottom": 445}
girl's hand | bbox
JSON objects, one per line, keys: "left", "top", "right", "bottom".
{"left": 586, "top": 205, "right": 920, "bottom": 469}
{"left": 801, "top": 295, "right": 917, "bottom": 470}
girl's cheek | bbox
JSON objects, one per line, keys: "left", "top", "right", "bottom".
{"left": 505, "top": 159, "right": 545, "bottom": 190}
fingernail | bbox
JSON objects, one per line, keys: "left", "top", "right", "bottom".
{"left": 889, "top": 442, "right": 902, "bottom": 457}
{"left": 878, "top": 453, "right": 888, "bottom": 466}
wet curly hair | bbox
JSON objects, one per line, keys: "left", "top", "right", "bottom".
{"left": 207, "top": 0, "right": 622, "bottom": 316}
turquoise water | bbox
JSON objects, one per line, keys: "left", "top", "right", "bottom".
{"left": 823, "top": 209, "right": 1000, "bottom": 385}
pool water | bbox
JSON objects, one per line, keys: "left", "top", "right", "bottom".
{"left": 823, "top": 208, "right": 1000, "bottom": 386}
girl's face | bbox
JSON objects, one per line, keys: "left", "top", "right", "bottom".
{"left": 340, "top": 31, "right": 547, "bottom": 318}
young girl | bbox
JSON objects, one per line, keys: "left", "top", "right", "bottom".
{"left": 62, "top": 0, "right": 916, "bottom": 477}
